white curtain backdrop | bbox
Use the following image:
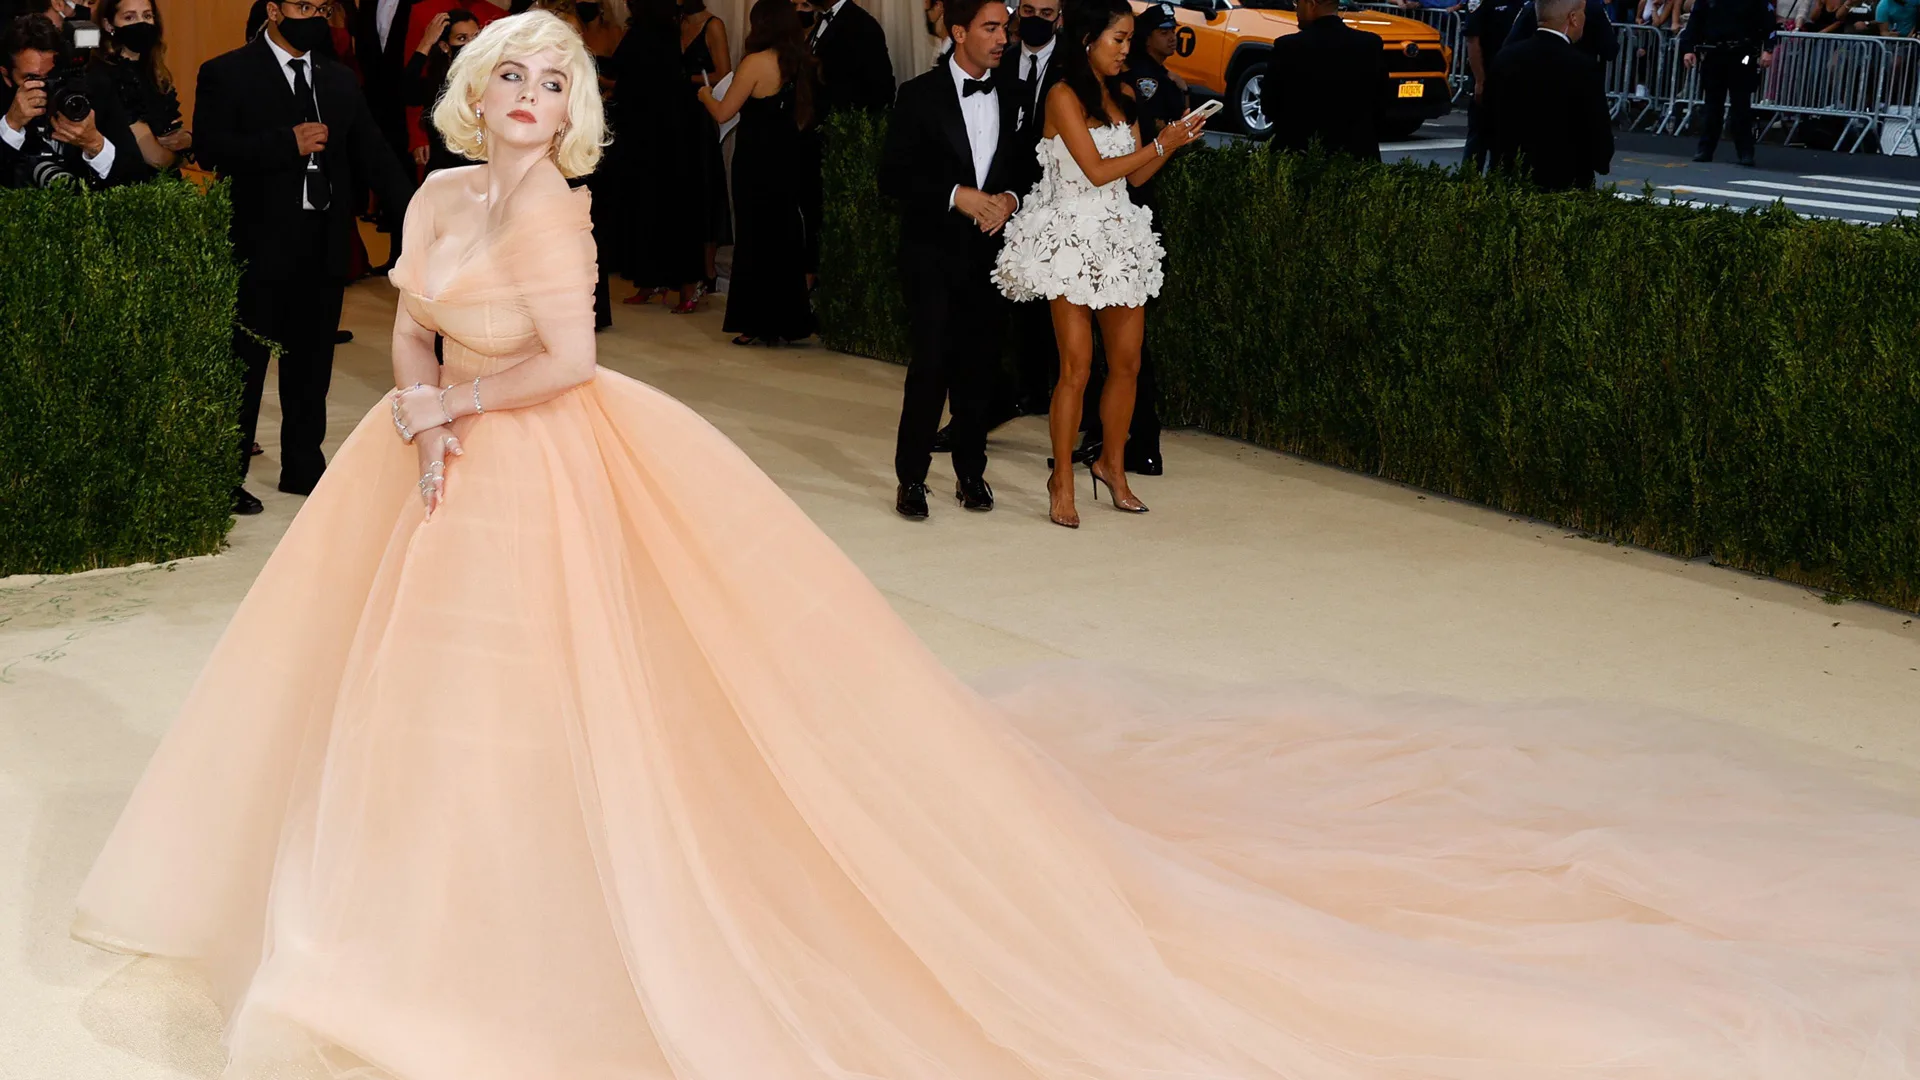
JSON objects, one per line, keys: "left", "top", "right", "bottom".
{"left": 705, "top": 0, "right": 943, "bottom": 88}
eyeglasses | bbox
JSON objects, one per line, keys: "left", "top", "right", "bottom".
{"left": 275, "top": 1, "right": 338, "bottom": 17}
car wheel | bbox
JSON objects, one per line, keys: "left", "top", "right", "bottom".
{"left": 1228, "top": 61, "right": 1271, "bottom": 138}
{"left": 1379, "top": 118, "right": 1425, "bottom": 141}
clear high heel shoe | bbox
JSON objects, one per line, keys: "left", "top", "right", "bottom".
{"left": 1088, "top": 463, "right": 1148, "bottom": 514}
{"left": 1046, "top": 472, "right": 1080, "bottom": 529}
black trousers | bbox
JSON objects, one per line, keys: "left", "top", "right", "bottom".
{"left": 1007, "top": 298, "right": 1058, "bottom": 416}
{"left": 1462, "top": 95, "right": 1490, "bottom": 172}
{"left": 896, "top": 252, "right": 1006, "bottom": 486}
{"left": 1696, "top": 48, "right": 1760, "bottom": 158}
{"left": 235, "top": 214, "right": 346, "bottom": 491}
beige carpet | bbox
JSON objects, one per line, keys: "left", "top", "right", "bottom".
{"left": 3, "top": 277, "right": 1918, "bottom": 1079}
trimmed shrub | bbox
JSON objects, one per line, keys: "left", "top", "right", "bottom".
{"left": 820, "top": 130, "right": 1920, "bottom": 610}
{"left": 0, "top": 179, "right": 243, "bottom": 576}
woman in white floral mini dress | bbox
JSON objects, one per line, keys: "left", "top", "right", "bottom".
{"left": 993, "top": 0, "right": 1205, "bottom": 528}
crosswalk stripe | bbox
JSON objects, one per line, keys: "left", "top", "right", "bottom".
{"left": 1729, "top": 180, "right": 1920, "bottom": 204}
{"left": 1658, "top": 185, "right": 1915, "bottom": 217}
{"left": 1801, "top": 174, "right": 1920, "bottom": 194}
{"left": 1619, "top": 189, "right": 1878, "bottom": 223}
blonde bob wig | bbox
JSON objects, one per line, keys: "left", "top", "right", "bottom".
{"left": 432, "top": 10, "right": 608, "bottom": 178}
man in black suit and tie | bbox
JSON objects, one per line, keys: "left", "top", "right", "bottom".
{"left": 1261, "top": 0, "right": 1390, "bottom": 159}
{"left": 0, "top": 14, "right": 152, "bottom": 189}
{"left": 355, "top": 0, "right": 417, "bottom": 166}
{"left": 196, "top": 0, "right": 413, "bottom": 513}
{"left": 806, "top": 0, "right": 894, "bottom": 114}
{"left": 879, "top": 0, "right": 1037, "bottom": 519}
{"left": 1486, "top": 0, "right": 1613, "bottom": 191}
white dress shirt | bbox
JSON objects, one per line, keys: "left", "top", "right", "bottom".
{"left": 267, "top": 34, "right": 325, "bottom": 211}
{"left": 0, "top": 109, "right": 116, "bottom": 180}
{"left": 1017, "top": 35, "right": 1056, "bottom": 115}
{"left": 811, "top": 0, "right": 851, "bottom": 44}
{"left": 376, "top": 0, "right": 403, "bottom": 51}
{"left": 951, "top": 57, "right": 998, "bottom": 192}
{"left": 1539, "top": 26, "right": 1571, "bottom": 41}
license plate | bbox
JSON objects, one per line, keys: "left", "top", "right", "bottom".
{"left": 1398, "top": 81, "right": 1424, "bottom": 98}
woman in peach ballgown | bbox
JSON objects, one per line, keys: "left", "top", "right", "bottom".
{"left": 73, "top": 10, "right": 1920, "bottom": 1079}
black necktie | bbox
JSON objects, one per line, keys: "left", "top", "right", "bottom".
{"left": 962, "top": 77, "right": 992, "bottom": 97}
{"left": 289, "top": 58, "right": 331, "bottom": 211}
{"left": 1026, "top": 54, "right": 1041, "bottom": 112}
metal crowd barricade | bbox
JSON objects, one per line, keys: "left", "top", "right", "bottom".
{"left": 1606, "top": 24, "right": 1675, "bottom": 130}
{"left": 1877, "top": 36, "right": 1919, "bottom": 157}
{"left": 1753, "top": 30, "right": 1887, "bottom": 151}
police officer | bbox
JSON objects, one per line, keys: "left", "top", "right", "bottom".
{"left": 1679, "top": 0, "right": 1777, "bottom": 165}
{"left": 1463, "top": 0, "right": 1524, "bottom": 170}
{"left": 1123, "top": 2, "right": 1188, "bottom": 149}
{"left": 1066, "top": 0, "right": 1184, "bottom": 476}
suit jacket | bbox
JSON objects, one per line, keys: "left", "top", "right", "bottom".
{"left": 997, "top": 42, "right": 1064, "bottom": 144}
{"left": 1486, "top": 29, "right": 1614, "bottom": 191}
{"left": 811, "top": 0, "right": 895, "bottom": 114}
{"left": 1263, "top": 14, "right": 1389, "bottom": 160}
{"left": 1504, "top": 0, "right": 1619, "bottom": 65}
{"left": 0, "top": 67, "right": 152, "bottom": 190}
{"left": 354, "top": 0, "right": 419, "bottom": 135}
{"left": 878, "top": 56, "right": 1041, "bottom": 278}
{"left": 194, "top": 36, "right": 415, "bottom": 281}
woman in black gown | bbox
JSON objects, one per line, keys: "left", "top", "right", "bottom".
{"left": 697, "top": 0, "right": 818, "bottom": 346}
{"left": 600, "top": 0, "right": 710, "bottom": 312}
{"left": 680, "top": 0, "right": 734, "bottom": 291}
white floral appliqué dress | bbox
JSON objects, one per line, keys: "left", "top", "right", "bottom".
{"left": 992, "top": 125, "right": 1165, "bottom": 309}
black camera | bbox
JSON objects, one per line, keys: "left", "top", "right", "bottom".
{"left": 10, "top": 154, "right": 84, "bottom": 189}
{"left": 28, "top": 68, "right": 93, "bottom": 122}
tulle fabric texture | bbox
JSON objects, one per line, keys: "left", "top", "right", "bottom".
{"left": 73, "top": 178, "right": 1920, "bottom": 1080}
{"left": 992, "top": 127, "right": 1166, "bottom": 308}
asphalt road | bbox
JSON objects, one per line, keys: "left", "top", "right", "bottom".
{"left": 1209, "top": 111, "right": 1920, "bottom": 224}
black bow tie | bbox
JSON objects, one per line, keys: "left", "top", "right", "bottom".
{"left": 961, "top": 77, "right": 992, "bottom": 97}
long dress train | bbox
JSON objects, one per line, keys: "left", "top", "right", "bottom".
{"left": 74, "top": 177, "right": 1920, "bottom": 1080}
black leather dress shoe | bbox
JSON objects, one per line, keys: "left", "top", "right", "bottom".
{"left": 1736, "top": 154, "right": 1756, "bottom": 167}
{"left": 1692, "top": 150, "right": 1714, "bottom": 163}
{"left": 955, "top": 476, "right": 994, "bottom": 512}
{"left": 334, "top": 329, "right": 355, "bottom": 345}
{"left": 232, "top": 486, "right": 264, "bottom": 515}
{"left": 895, "top": 482, "right": 930, "bottom": 520}
{"left": 930, "top": 425, "right": 952, "bottom": 454}
{"left": 1128, "top": 451, "right": 1164, "bottom": 477}
{"left": 277, "top": 474, "right": 321, "bottom": 497}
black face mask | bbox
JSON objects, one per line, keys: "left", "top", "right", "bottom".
{"left": 575, "top": 1, "right": 601, "bottom": 21}
{"left": 448, "top": 43, "right": 465, "bottom": 63}
{"left": 277, "top": 13, "right": 333, "bottom": 54}
{"left": 796, "top": 8, "right": 816, "bottom": 26}
{"left": 1017, "top": 15, "right": 1054, "bottom": 47}
{"left": 112, "top": 20, "right": 159, "bottom": 54}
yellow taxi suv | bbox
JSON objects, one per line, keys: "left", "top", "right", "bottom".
{"left": 1131, "top": 0, "right": 1453, "bottom": 139}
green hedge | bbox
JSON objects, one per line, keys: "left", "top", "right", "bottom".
{"left": 819, "top": 116, "right": 1920, "bottom": 611}
{"left": 0, "top": 180, "right": 242, "bottom": 577}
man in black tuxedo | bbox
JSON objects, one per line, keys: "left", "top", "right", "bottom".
{"left": 354, "top": 0, "right": 417, "bottom": 166}
{"left": 0, "top": 14, "right": 151, "bottom": 189}
{"left": 1262, "top": 0, "right": 1389, "bottom": 159}
{"left": 879, "top": 0, "right": 1037, "bottom": 519}
{"left": 1486, "top": 0, "right": 1613, "bottom": 191}
{"left": 806, "top": 0, "right": 894, "bottom": 115}
{"left": 196, "top": 0, "right": 413, "bottom": 512}
{"left": 1503, "top": 0, "right": 1617, "bottom": 70}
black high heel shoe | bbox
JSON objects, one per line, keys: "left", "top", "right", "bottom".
{"left": 1088, "top": 463, "right": 1148, "bottom": 513}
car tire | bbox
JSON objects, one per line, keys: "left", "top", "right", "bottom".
{"left": 1227, "top": 60, "right": 1271, "bottom": 139}
{"left": 1379, "top": 118, "right": 1425, "bottom": 141}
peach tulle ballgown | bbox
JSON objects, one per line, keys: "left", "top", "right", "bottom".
{"left": 73, "top": 178, "right": 1920, "bottom": 1080}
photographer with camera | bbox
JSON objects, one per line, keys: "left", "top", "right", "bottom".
{"left": 92, "top": 0, "right": 188, "bottom": 170}
{"left": 0, "top": 13, "right": 150, "bottom": 188}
